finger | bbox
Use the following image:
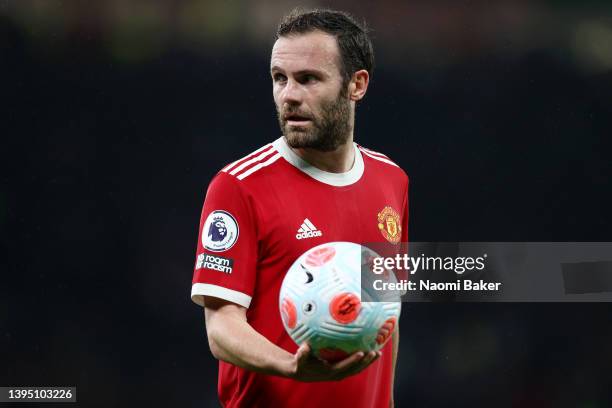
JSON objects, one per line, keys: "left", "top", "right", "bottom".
{"left": 338, "top": 351, "right": 381, "bottom": 378}
{"left": 360, "top": 351, "right": 378, "bottom": 366}
{"left": 363, "top": 350, "right": 381, "bottom": 367}
{"left": 340, "top": 351, "right": 374, "bottom": 373}
{"left": 331, "top": 351, "right": 365, "bottom": 371}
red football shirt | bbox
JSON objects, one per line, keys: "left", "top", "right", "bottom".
{"left": 191, "top": 136, "right": 409, "bottom": 408}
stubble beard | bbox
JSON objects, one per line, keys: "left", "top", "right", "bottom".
{"left": 277, "top": 88, "right": 352, "bottom": 152}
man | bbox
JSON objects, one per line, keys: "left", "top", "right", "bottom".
{"left": 191, "top": 8, "right": 409, "bottom": 407}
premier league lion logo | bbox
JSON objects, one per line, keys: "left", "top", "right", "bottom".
{"left": 202, "top": 210, "right": 239, "bottom": 252}
{"left": 208, "top": 216, "right": 227, "bottom": 242}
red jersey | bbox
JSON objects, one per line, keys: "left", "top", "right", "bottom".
{"left": 191, "top": 136, "right": 409, "bottom": 408}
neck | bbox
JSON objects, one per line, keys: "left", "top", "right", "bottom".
{"left": 290, "top": 134, "right": 355, "bottom": 173}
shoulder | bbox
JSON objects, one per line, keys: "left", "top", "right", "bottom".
{"left": 356, "top": 143, "right": 409, "bottom": 185}
{"left": 208, "top": 140, "right": 283, "bottom": 190}
{"left": 220, "top": 141, "right": 283, "bottom": 180}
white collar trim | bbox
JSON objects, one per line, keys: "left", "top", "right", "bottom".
{"left": 273, "top": 136, "right": 364, "bottom": 186}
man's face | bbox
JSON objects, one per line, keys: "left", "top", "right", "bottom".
{"left": 271, "top": 30, "right": 352, "bottom": 151}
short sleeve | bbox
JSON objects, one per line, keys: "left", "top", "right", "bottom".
{"left": 190, "top": 172, "right": 258, "bottom": 308}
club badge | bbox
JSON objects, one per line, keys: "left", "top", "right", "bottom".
{"left": 377, "top": 206, "right": 401, "bottom": 244}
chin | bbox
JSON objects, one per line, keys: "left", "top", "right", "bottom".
{"left": 284, "top": 127, "right": 313, "bottom": 142}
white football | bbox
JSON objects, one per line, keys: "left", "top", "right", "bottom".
{"left": 279, "top": 242, "right": 401, "bottom": 362}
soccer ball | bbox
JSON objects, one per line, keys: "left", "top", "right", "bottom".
{"left": 279, "top": 241, "right": 401, "bottom": 362}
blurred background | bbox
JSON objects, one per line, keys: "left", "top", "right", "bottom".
{"left": 1, "top": 0, "right": 611, "bottom": 406}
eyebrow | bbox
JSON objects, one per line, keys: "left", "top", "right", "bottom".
{"left": 270, "top": 66, "right": 327, "bottom": 77}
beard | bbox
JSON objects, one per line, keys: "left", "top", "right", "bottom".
{"left": 277, "top": 88, "right": 352, "bottom": 152}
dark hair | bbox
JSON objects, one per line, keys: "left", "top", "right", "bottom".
{"left": 276, "top": 8, "right": 375, "bottom": 86}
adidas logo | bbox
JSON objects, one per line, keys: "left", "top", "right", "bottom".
{"left": 295, "top": 218, "right": 323, "bottom": 240}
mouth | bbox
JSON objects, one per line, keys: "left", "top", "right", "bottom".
{"left": 284, "top": 113, "right": 312, "bottom": 126}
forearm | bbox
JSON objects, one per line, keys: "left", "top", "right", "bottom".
{"left": 207, "top": 310, "right": 294, "bottom": 377}
{"left": 203, "top": 297, "right": 384, "bottom": 382}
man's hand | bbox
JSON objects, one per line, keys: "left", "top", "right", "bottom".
{"left": 287, "top": 343, "right": 381, "bottom": 382}
{"left": 204, "top": 296, "right": 380, "bottom": 381}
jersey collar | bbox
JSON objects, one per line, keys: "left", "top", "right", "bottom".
{"left": 273, "top": 136, "right": 364, "bottom": 187}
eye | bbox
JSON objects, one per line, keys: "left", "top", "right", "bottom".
{"left": 273, "top": 73, "right": 287, "bottom": 83}
{"left": 300, "top": 74, "right": 317, "bottom": 84}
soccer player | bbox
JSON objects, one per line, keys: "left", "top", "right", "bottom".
{"left": 191, "top": 8, "right": 409, "bottom": 408}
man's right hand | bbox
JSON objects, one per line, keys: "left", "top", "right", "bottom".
{"left": 287, "top": 343, "right": 381, "bottom": 382}
{"left": 204, "top": 297, "right": 380, "bottom": 381}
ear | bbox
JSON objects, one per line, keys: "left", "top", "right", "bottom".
{"left": 348, "top": 69, "right": 369, "bottom": 102}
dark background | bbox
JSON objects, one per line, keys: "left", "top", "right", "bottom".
{"left": 1, "top": 1, "right": 611, "bottom": 407}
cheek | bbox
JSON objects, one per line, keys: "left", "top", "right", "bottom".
{"left": 310, "top": 94, "right": 331, "bottom": 114}
{"left": 272, "top": 87, "right": 283, "bottom": 105}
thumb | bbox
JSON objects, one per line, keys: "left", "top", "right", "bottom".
{"left": 295, "top": 342, "right": 311, "bottom": 364}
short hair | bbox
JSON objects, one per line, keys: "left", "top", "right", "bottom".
{"left": 276, "top": 8, "right": 375, "bottom": 85}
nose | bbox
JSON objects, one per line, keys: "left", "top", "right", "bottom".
{"left": 279, "top": 78, "right": 303, "bottom": 106}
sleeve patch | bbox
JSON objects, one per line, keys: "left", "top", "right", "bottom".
{"left": 202, "top": 210, "right": 239, "bottom": 252}
{"left": 196, "top": 253, "right": 234, "bottom": 274}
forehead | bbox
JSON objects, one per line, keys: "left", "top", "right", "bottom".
{"left": 271, "top": 30, "right": 341, "bottom": 75}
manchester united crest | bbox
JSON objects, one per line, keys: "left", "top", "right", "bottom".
{"left": 377, "top": 206, "right": 401, "bottom": 244}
